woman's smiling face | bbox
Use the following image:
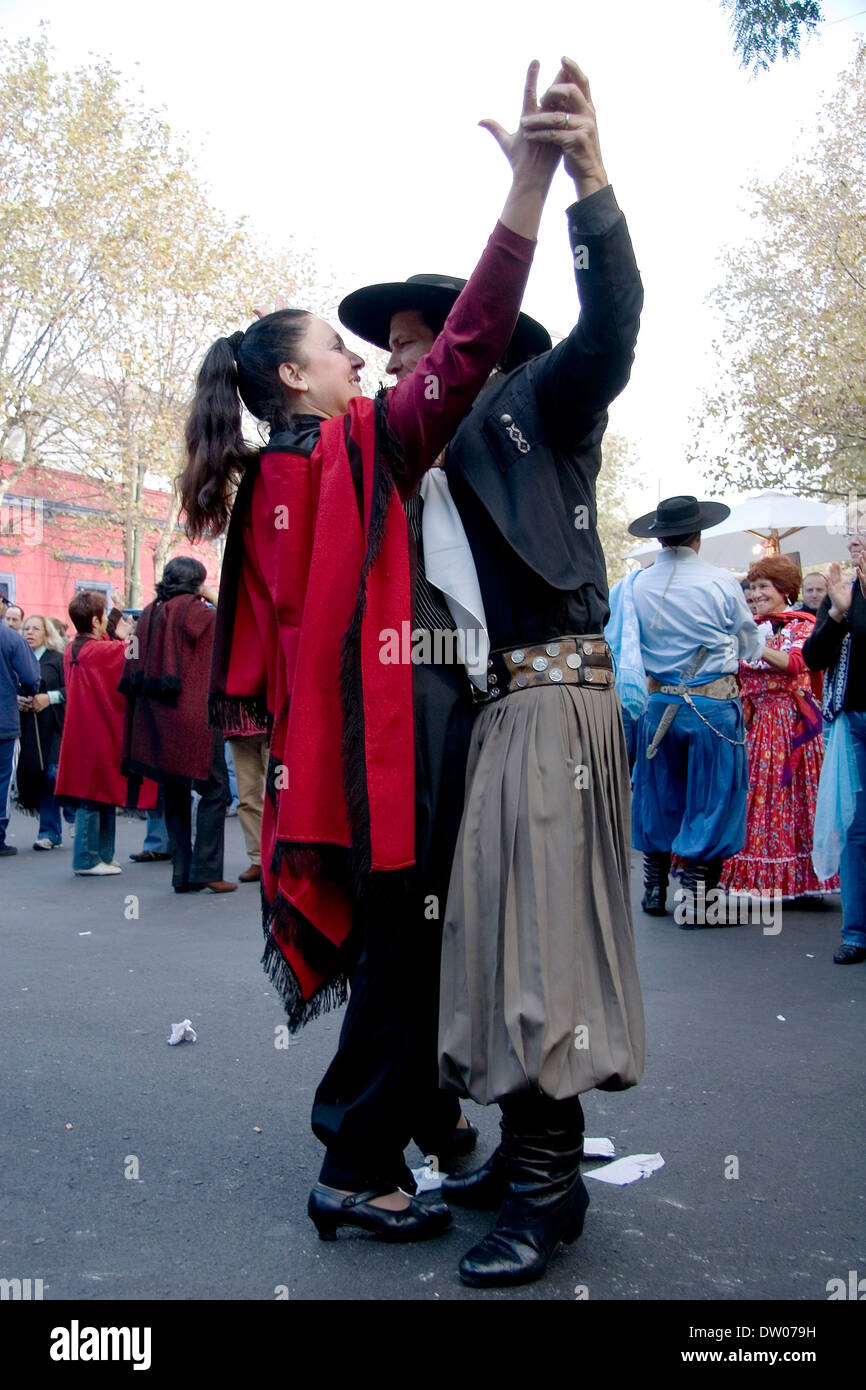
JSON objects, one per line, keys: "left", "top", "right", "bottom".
{"left": 749, "top": 577, "right": 787, "bottom": 616}
{"left": 278, "top": 316, "right": 365, "bottom": 418}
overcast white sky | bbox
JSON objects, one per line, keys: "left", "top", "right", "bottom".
{"left": 2, "top": 0, "right": 865, "bottom": 513}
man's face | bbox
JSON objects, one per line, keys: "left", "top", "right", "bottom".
{"left": 801, "top": 574, "right": 827, "bottom": 610}
{"left": 386, "top": 310, "right": 435, "bottom": 381}
{"left": 5, "top": 605, "right": 23, "bottom": 629}
{"left": 849, "top": 535, "right": 865, "bottom": 566}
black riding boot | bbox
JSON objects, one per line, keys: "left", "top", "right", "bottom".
{"left": 678, "top": 857, "right": 724, "bottom": 927}
{"left": 641, "top": 851, "right": 671, "bottom": 916}
{"left": 457, "top": 1093, "right": 587, "bottom": 1288}
{"left": 442, "top": 1117, "right": 509, "bottom": 1210}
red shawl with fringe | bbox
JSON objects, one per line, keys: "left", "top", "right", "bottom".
{"left": 211, "top": 398, "right": 414, "bottom": 1028}
{"left": 208, "top": 218, "right": 535, "bottom": 1028}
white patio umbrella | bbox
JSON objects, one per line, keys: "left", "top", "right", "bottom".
{"left": 626, "top": 491, "right": 854, "bottom": 571}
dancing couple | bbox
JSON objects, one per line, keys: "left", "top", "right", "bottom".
{"left": 179, "top": 57, "right": 645, "bottom": 1289}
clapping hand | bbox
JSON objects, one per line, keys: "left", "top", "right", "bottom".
{"left": 826, "top": 561, "right": 860, "bottom": 620}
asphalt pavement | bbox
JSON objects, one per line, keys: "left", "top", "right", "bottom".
{"left": 1, "top": 805, "right": 863, "bottom": 1303}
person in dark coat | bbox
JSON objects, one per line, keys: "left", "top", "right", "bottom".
{"left": 16, "top": 614, "right": 67, "bottom": 849}
{"left": 120, "top": 557, "right": 235, "bottom": 894}
{"left": 340, "top": 57, "right": 645, "bottom": 1288}
{"left": 0, "top": 592, "right": 40, "bottom": 856}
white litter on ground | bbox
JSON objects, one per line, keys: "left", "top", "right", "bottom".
{"left": 585, "top": 1153, "right": 664, "bottom": 1185}
{"left": 167, "top": 1019, "right": 197, "bottom": 1045}
{"left": 411, "top": 1161, "right": 445, "bottom": 1192}
{"left": 584, "top": 1137, "right": 616, "bottom": 1158}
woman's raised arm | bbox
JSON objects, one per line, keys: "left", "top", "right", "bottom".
{"left": 383, "top": 60, "right": 564, "bottom": 493}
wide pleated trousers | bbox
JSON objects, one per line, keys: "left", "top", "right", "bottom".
{"left": 439, "top": 681, "right": 645, "bottom": 1105}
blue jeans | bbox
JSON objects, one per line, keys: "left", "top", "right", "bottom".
{"left": 142, "top": 812, "right": 169, "bottom": 854}
{"left": 224, "top": 739, "right": 239, "bottom": 808}
{"left": 142, "top": 786, "right": 168, "bottom": 854}
{"left": 840, "top": 710, "right": 866, "bottom": 947}
{"left": 0, "top": 736, "right": 14, "bottom": 847}
{"left": 38, "top": 764, "right": 62, "bottom": 844}
{"left": 73, "top": 804, "right": 116, "bottom": 871}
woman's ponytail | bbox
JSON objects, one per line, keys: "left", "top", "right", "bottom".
{"left": 180, "top": 334, "right": 256, "bottom": 540}
{"left": 180, "top": 309, "right": 311, "bottom": 540}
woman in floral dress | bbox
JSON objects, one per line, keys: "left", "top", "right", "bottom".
{"left": 720, "top": 555, "right": 839, "bottom": 901}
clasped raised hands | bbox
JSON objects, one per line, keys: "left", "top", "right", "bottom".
{"left": 532, "top": 56, "right": 607, "bottom": 196}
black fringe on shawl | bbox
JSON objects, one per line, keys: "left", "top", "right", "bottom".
{"left": 260, "top": 886, "right": 350, "bottom": 1033}
{"left": 208, "top": 693, "right": 271, "bottom": 733}
{"left": 269, "top": 840, "right": 350, "bottom": 884}
{"left": 337, "top": 389, "right": 407, "bottom": 893}
{"left": 118, "top": 670, "right": 181, "bottom": 704}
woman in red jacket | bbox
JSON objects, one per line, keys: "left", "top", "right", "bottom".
{"left": 55, "top": 591, "right": 157, "bottom": 874}
{"left": 178, "top": 66, "right": 563, "bottom": 1244}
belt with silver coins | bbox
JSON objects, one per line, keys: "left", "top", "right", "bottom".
{"left": 472, "top": 635, "right": 615, "bottom": 706}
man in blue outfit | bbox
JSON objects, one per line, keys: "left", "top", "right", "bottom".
{"left": 628, "top": 495, "right": 764, "bottom": 924}
{"left": 0, "top": 591, "right": 41, "bottom": 856}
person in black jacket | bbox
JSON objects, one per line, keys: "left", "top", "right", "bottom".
{"left": 0, "top": 593, "right": 40, "bottom": 856}
{"left": 341, "top": 57, "right": 645, "bottom": 1288}
{"left": 17, "top": 615, "right": 67, "bottom": 849}
{"left": 802, "top": 538, "right": 866, "bottom": 965}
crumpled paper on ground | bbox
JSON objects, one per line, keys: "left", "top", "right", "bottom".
{"left": 167, "top": 1019, "right": 197, "bottom": 1046}
{"left": 584, "top": 1152, "right": 664, "bottom": 1185}
{"left": 584, "top": 1136, "right": 616, "bottom": 1158}
{"left": 410, "top": 1161, "right": 446, "bottom": 1192}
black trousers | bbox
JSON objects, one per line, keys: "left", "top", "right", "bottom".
{"left": 163, "top": 734, "right": 230, "bottom": 888}
{"left": 311, "top": 660, "right": 474, "bottom": 1192}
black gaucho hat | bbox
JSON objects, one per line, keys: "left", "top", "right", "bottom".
{"left": 339, "top": 272, "right": 552, "bottom": 367}
{"left": 628, "top": 494, "right": 730, "bottom": 539}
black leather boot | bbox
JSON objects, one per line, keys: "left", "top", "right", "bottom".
{"left": 443, "top": 1143, "right": 509, "bottom": 1210}
{"left": 641, "top": 851, "right": 671, "bottom": 916}
{"left": 457, "top": 1095, "right": 587, "bottom": 1288}
{"left": 678, "top": 858, "right": 724, "bottom": 928}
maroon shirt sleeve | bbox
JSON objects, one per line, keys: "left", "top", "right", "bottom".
{"left": 383, "top": 220, "right": 535, "bottom": 498}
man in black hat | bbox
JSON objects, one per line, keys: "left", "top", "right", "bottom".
{"left": 341, "top": 58, "right": 646, "bottom": 1288}
{"left": 628, "top": 495, "right": 764, "bottom": 923}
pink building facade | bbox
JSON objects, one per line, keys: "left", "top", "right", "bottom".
{"left": 0, "top": 460, "right": 221, "bottom": 624}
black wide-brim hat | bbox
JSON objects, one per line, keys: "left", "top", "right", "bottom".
{"left": 628, "top": 494, "right": 731, "bottom": 539}
{"left": 339, "top": 272, "right": 552, "bottom": 364}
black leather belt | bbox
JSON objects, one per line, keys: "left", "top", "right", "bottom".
{"left": 472, "top": 635, "right": 614, "bottom": 706}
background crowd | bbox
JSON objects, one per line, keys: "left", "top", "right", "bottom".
{"left": 609, "top": 528, "right": 865, "bottom": 961}
{"left": 0, "top": 564, "right": 265, "bottom": 893}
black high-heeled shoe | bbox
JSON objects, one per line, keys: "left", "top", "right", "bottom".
{"left": 307, "top": 1184, "right": 453, "bottom": 1243}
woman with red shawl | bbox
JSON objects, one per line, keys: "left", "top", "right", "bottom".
{"left": 178, "top": 66, "right": 563, "bottom": 1244}
{"left": 55, "top": 591, "right": 157, "bottom": 874}
{"left": 719, "top": 555, "right": 839, "bottom": 901}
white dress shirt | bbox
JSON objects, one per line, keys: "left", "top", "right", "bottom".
{"left": 632, "top": 546, "right": 763, "bottom": 686}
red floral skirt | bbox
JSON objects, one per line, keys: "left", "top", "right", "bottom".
{"left": 719, "top": 694, "right": 839, "bottom": 898}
